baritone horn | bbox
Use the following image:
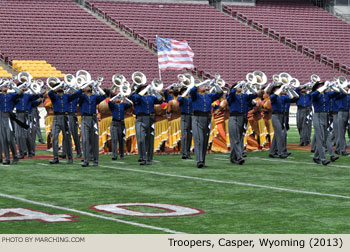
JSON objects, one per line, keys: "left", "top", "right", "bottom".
{"left": 76, "top": 70, "right": 91, "bottom": 88}
{"left": 132, "top": 72, "right": 147, "bottom": 86}
{"left": 111, "top": 74, "right": 126, "bottom": 92}
{"left": 46, "top": 76, "right": 63, "bottom": 91}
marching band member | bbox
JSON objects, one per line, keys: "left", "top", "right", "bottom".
{"left": 108, "top": 93, "right": 132, "bottom": 160}
{"left": 66, "top": 89, "right": 82, "bottom": 158}
{"left": 15, "top": 86, "right": 40, "bottom": 159}
{"left": 98, "top": 89, "right": 112, "bottom": 154}
{"left": 154, "top": 102, "right": 168, "bottom": 153}
{"left": 76, "top": 84, "right": 107, "bottom": 167}
{"left": 296, "top": 85, "right": 312, "bottom": 146}
{"left": 210, "top": 96, "right": 228, "bottom": 153}
{"left": 129, "top": 85, "right": 163, "bottom": 165}
{"left": 269, "top": 86, "right": 290, "bottom": 159}
{"left": 328, "top": 94, "right": 340, "bottom": 156}
{"left": 190, "top": 81, "right": 223, "bottom": 168}
{"left": 227, "top": 83, "right": 257, "bottom": 164}
{"left": 43, "top": 92, "right": 54, "bottom": 150}
{"left": 311, "top": 81, "right": 340, "bottom": 165}
{"left": 0, "top": 82, "right": 23, "bottom": 165}
{"left": 167, "top": 88, "right": 182, "bottom": 152}
{"left": 262, "top": 92, "right": 273, "bottom": 149}
{"left": 335, "top": 85, "right": 350, "bottom": 156}
{"left": 48, "top": 83, "right": 78, "bottom": 164}
{"left": 177, "top": 87, "right": 193, "bottom": 159}
{"left": 31, "top": 97, "right": 44, "bottom": 156}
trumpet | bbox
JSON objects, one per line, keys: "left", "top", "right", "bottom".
{"left": 300, "top": 74, "right": 320, "bottom": 91}
{"left": 111, "top": 81, "right": 133, "bottom": 104}
{"left": 208, "top": 74, "right": 225, "bottom": 93}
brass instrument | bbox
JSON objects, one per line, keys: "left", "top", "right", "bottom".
{"left": 46, "top": 76, "right": 63, "bottom": 91}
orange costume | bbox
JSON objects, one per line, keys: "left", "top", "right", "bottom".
{"left": 154, "top": 103, "right": 169, "bottom": 152}
{"left": 167, "top": 98, "right": 181, "bottom": 150}
{"left": 211, "top": 98, "right": 229, "bottom": 153}
{"left": 98, "top": 98, "right": 113, "bottom": 153}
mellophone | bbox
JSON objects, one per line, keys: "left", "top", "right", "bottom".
{"left": 1, "top": 70, "right": 350, "bottom": 99}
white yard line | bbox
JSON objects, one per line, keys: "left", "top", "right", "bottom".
{"left": 0, "top": 192, "right": 184, "bottom": 234}
{"left": 82, "top": 164, "right": 350, "bottom": 200}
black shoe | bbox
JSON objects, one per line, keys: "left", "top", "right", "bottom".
{"left": 242, "top": 153, "right": 247, "bottom": 158}
{"left": 146, "top": 161, "right": 152, "bottom": 165}
{"left": 230, "top": 158, "right": 238, "bottom": 164}
{"left": 59, "top": 154, "right": 67, "bottom": 159}
{"left": 330, "top": 156, "right": 339, "bottom": 162}
{"left": 112, "top": 157, "right": 118, "bottom": 161}
{"left": 197, "top": 162, "right": 204, "bottom": 168}
{"left": 313, "top": 158, "right": 321, "bottom": 164}
{"left": 298, "top": 143, "right": 305, "bottom": 146}
{"left": 311, "top": 150, "right": 315, "bottom": 153}
{"left": 49, "top": 159, "right": 59, "bottom": 164}
{"left": 237, "top": 159, "right": 245, "bottom": 165}
{"left": 182, "top": 155, "right": 187, "bottom": 160}
{"left": 67, "top": 159, "right": 73, "bottom": 164}
{"left": 76, "top": 153, "right": 82, "bottom": 158}
{"left": 81, "top": 162, "right": 89, "bottom": 167}
{"left": 3, "top": 160, "right": 10, "bottom": 165}
{"left": 279, "top": 154, "right": 288, "bottom": 159}
{"left": 18, "top": 155, "right": 25, "bottom": 159}
{"left": 39, "top": 140, "right": 45, "bottom": 144}
{"left": 269, "top": 154, "right": 279, "bottom": 158}
{"left": 322, "top": 160, "right": 331, "bottom": 166}
{"left": 120, "top": 156, "right": 125, "bottom": 160}
{"left": 341, "top": 152, "right": 350, "bottom": 156}
{"left": 12, "top": 159, "right": 19, "bottom": 165}
{"left": 335, "top": 150, "right": 340, "bottom": 155}
{"left": 138, "top": 158, "right": 142, "bottom": 162}
{"left": 284, "top": 152, "right": 291, "bottom": 156}
{"left": 140, "top": 161, "right": 146, "bottom": 165}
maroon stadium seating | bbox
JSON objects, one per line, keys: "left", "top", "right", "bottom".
{"left": 223, "top": 0, "right": 350, "bottom": 75}
{"left": 89, "top": 1, "right": 343, "bottom": 83}
{"left": 0, "top": 0, "right": 179, "bottom": 86}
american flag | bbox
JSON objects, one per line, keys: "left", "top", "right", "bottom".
{"left": 156, "top": 36, "right": 194, "bottom": 71}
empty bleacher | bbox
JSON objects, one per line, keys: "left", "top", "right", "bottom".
{"left": 0, "top": 0, "right": 178, "bottom": 86}
{"left": 89, "top": 0, "right": 342, "bottom": 83}
{"left": 223, "top": 0, "right": 350, "bottom": 75}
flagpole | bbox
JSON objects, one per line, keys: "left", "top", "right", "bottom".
{"left": 156, "top": 35, "right": 162, "bottom": 81}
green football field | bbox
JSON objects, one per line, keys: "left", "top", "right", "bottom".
{"left": 1, "top": 127, "right": 350, "bottom": 234}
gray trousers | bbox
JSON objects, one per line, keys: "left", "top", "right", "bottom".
{"left": 0, "top": 112, "right": 18, "bottom": 161}
{"left": 228, "top": 115, "right": 244, "bottom": 161}
{"left": 297, "top": 106, "right": 312, "bottom": 145}
{"left": 81, "top": 115, "right": 99, "bottom": 163}
{"left": 15, "top": 112, "right": 34, "bottom": 156}
{"left": 180, "top": 114, "right": 192, "bottom": 158}
{"left": 338, "top": 110, "right": 349, "bottom": 154}
{"left": 32, "top": 107, "right": 43, "bottom": 142}
{"left": 110, "top": 120, "right": 125, "bottom": 158}
{"left": 52, "top": 114, "right": 72, "bottom": 160}
{"left": 135, "top": 115, "right": 155, "bottom": 162}
{"left": 62, "top": 114, "right": 82, "bottom": 156}
{"left": 192, "top": 115, "right": 211, "bottom": 164}
{"left": 313, "top": 112, "right": 333, "bottom": 161}
{"left": 270, "top": 113, "right": 284, "bottom": 156}
{"left": 329, "top": 113, "right": 340, "bottom": 153}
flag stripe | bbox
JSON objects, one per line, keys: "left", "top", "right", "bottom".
{"left": 157, "top": 36, "right": 194, "bottom": 72}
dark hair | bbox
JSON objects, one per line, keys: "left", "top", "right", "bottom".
{"left": 312, "top": 81, "right": 324, "bottom": 92}
{"left": 104, "top": 88, "right": 111, "bottom": 97}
